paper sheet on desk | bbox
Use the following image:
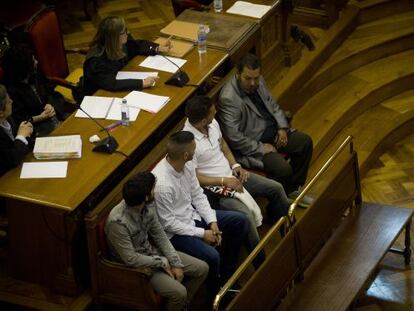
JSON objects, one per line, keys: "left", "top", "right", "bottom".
{"left": 20, "top": 162, "right": 68, "bottom": 179}
{"left": 116, "top": 71, "right": 158, "bottom": 80}
{"left": 75, "top": 96, "right": 140, "bottom": 121}
{"left": 226, "top": 1, "right": 272, "bottom": 19}
{"left": 106, "top": 101, "right": 140, "bottom": 121}
{"left": 139, "top": 55, "right": 186, "bottom": 73}
{"left": 124, "top": 91, "right": 170, "bottom": 113}
{"left": 75, "top": 96, "right": 117, "bottom": 119}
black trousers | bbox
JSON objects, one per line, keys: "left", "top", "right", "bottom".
{"left": 262, "top": 130, "right": 313, "bottom": 194}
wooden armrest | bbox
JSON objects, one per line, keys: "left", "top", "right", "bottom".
{"left": 65, "top": 47, "right": 89, "bottom": 54}
{"left": 49, "top": 76, "right": 77, "bottom": 89}
{"left": 100, "top": 257, "right": 153, "bottom": 277}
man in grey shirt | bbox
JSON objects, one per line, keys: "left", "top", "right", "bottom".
{"left": 105, "top": 172, "right": 208, "bottom": 311}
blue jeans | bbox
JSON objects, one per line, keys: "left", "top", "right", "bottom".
{"left": 170, "top": 209, "right": 248, "bottom": 294}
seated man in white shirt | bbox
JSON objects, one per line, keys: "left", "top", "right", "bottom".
{"left": 183, "top": 95, "right": 289, "bottom": 267}
{"left": 152, "top": 131, "right": 248, "bottom": 296}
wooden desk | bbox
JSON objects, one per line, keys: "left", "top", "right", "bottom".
{"left": 175, "top": 1, "right": 300, "bottom": 76}
{"left": 175, "top": 9, "right": 260, "bottom": 64}
{"left": 221, "top": 0, "right": 301, "bottom": 73}
{"left": 0, "top": 48, "right": 227, "bottom": 296}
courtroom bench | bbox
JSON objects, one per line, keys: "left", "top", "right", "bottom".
{"left": 214, "top": 136, "right": 413, "bottom": 311}
{"left": 83, "top": 119, "right": 187, "bottom": 310}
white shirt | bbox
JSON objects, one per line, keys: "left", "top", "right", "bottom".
{"left": 152, "top": 158, "right": 217, "bottom": 239}
{"left": 183, "top": 119, "right": 233, "bottom": 177}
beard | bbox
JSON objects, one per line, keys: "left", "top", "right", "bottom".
{"left": 145, "top": 194, "right": 155, "bottom": 204}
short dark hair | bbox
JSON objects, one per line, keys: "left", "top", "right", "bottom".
{"left": 123, "top": 172, "right": 156, "bottom": 206}
{"left": 167, "top": 131, "right": 194, "bottom": 160}
{"left": 2, "top": 45, "right": 35, "bottom": 83}
{"left": 236, "top": 53, "right": 261, "bottom": 73}
{"left": 185, "top": 95, "right": 213, "bottom": 124}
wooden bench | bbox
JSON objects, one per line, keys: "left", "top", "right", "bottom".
{"left": 214, "top": 136, "right": 413, "bottom": 311}
{"left": 84, "top": 120, "right": 186, "bottom": 310}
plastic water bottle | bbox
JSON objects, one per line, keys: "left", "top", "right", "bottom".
{"left": 121, "top": 99, "right": 130, "bottom": 126}
{"left": 197, "top": 24, "right": 207, "bottom": 54}
{"left": 214, "top": 0, "right": 223, "bottom": 12}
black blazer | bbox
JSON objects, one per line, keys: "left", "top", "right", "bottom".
{"left": 0, "top": 120, "right": 30, "bottom": 176}
{"left": 78, "top": 38, "right": 159, "bottom": 99}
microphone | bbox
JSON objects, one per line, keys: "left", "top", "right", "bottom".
{"left": 160, "top": 54, "right": 190, "bottom": 87}
{"left": 76, "top": 104, "right": 119, "bottom": 154}
{"left": 149, "top": 44, "right": 189, "bottom": 87}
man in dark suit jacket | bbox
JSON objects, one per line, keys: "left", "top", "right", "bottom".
{"left": 218, "top": 53, "right": 313, "bottom": 198}
{"left": 0, "top": 84, "right": 33, "bottom": 176}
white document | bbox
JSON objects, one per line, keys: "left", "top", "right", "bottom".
{"left": 20, "top": 162, "right": 68, "bottom": 179}
{"left": 226, "top": 1, "right": 272, "bottom": 19}
{"left": 106, "top": 98, "right": 141, "bottom": 121}
{"left": 116, "top": 71, "right": 158, "bottom": 80}
{"left": 139, "top": 55, "right": 187, "bottom": 73}
{"left": 124, "top": 91, "right": 170, "bottom": 113}
{"left": 75, "top": 96, "right": 116, "bottom": 119}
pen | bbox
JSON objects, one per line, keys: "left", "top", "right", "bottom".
{"left": 99, "top": 121, "right": 122, "bottom": 132}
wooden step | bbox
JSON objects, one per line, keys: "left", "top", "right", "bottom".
{"left": 355, "top": 0, "right": 414, "bottom": 24}
{"left": 299, "top": 11, "right": 414, "bottom": 102}
{"left": 292, "top": 49, "right": 414, "bottom": 164}
{"left": 272, "top": 5, "right": 360, "bottom": 114}
{"left": 308, "top": 89, "right": 414, "bottom": 180}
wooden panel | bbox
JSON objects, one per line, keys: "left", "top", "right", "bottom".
{"left": 7, "top": 200, "right": 82, "bottom": 295}
{"left": 228, "top": 228, "right": 299, "bottom": 311}
{"left": 295, "top": 152, "right": 359, "bottom": 270}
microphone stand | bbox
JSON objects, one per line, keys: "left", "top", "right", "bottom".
{"left": 160, "top": 54, "right": 190, "bottom": 87}
{"left": 77, "top": 104, "right": 119, "bottom": 154}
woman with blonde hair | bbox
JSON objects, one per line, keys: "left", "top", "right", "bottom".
{"left": 76, "top": 16, "right": 171, "bottom": 100}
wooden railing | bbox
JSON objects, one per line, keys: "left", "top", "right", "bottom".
{"left": 213, "top": 135, "right": 356, "bottom": 310}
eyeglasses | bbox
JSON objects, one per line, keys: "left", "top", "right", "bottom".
{"left": 120, "top": 28, "right": 128, "bottom": 36}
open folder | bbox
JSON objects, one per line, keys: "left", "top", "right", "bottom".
{"left": 160, "top": 20, "right": 201, "bottom": 42}
{"left": 154, "top": 37, "right": 194, "bottom": 58}
{"left": 124, "top": 91, "right": 170, "bottom": 114}
{"left": 75, "top": 96, "right": 140, "bottom": 121}
{"left": 226, "top": 1, "right": 272, "bottom": 19}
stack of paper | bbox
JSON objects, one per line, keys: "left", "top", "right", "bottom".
{"left": 124, "top": 91, "right": 170, "bottom": 113}
{"left": 139, "top": 55, "right": 187, "bottom": 73}
{"left": 226, "top": 1, "right": 272, "bottom": 19}
{"left": 116, "top": 71, "right": 158, "bottom": 80}
{"left": 33, "top": 135, "right": 82, "bottom": 160}
{"left": 75, "top": 96, "right": 140, "bottom": 122}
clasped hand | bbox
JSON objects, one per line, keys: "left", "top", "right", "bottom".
{"left": 203, "top": 222, "right": 222, "bottom": 247}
